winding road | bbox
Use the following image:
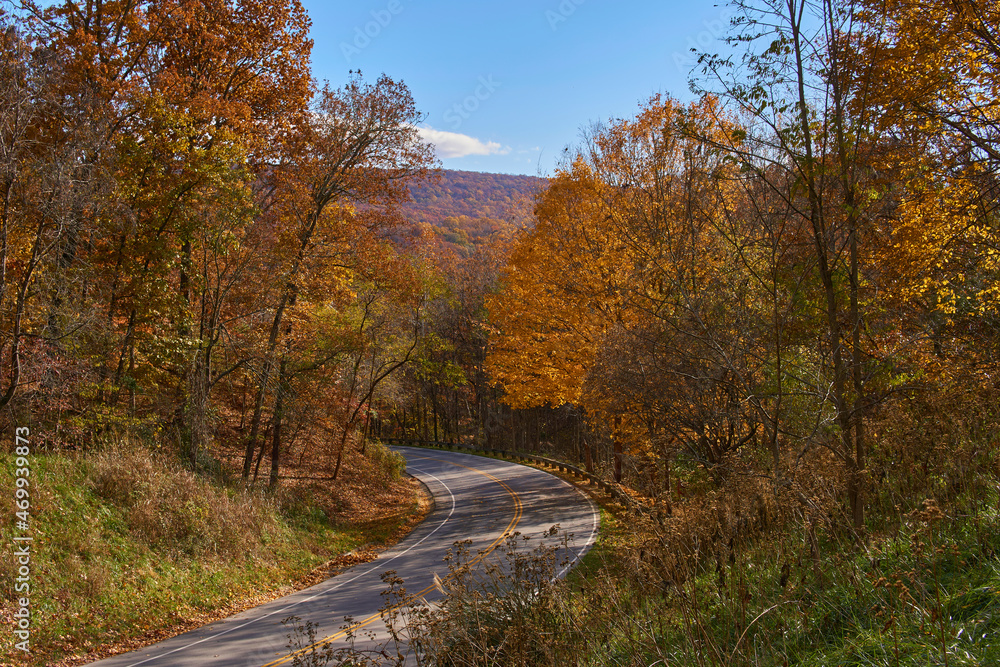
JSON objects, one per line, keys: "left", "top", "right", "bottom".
{"left": 87, "top": 446, "right": 599, "bottom": 666}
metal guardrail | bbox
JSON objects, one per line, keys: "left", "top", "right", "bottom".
{"left": 384, "top": 438, "right": 650, "bottom": 516}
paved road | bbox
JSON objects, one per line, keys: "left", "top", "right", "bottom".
{"left": 87, "top": 446, "right": 599, "bottom": 666}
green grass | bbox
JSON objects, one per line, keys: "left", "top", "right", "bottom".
{"left": 552, "top": 490, "right": 1000, "bottom": 667}
{"left": 566, "top": 506, "right": 621, "bottom": 583}
{"left": 0, "top": 446, "right": 419, "bottom": 666}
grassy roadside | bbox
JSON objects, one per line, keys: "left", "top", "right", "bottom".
{"left": 554, "top": 480, "right": 1000, "bottom": 665}
{"left": 529, "top": 455, "right": 1000, "bottom": 665}
{"left": 389, "top": 444, "right": 1000, "bottom": 666}
{"left": 0, "top": 442, "right": 427, "bottom": 667}
{"left": 549, "top": 497, "right": 1000, "bottom": 666}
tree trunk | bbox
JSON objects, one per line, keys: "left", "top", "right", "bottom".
{"left": 432, "top": 385, "right": 439, "bottom": 442}
{"left": 268, "top": 357, "right": 288, "bottom": 491}
{"left": 360, "top": 409, "right": 371, "bottom": 455}
{"left": 242, "top": 358, "right": 272, "bottom": 478}
{"left": 789, "top": 1, "right": 864, "bottom": 531}
{"left": 613, "top": 437, "right": 623, "bottom": 484}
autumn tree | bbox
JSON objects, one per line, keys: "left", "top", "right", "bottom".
{"left": 3, "top": 1, "right": 441, "bottom": 488}
{"left": 0, "top": 9, "right": 112, "bottom": 423}
{"left": 852, "top": 0, "right": 1000, "bottom": 356}
{"left": 239, "top": 73, "right": 435, "bottom": 481}
{"left": 0, "top": 0, "right": 314, "bottom": 453}
{"left": 688, "top": 0, "right": 902, "bottom": 530}
{"left": 487, "top": 96, "right": 757, "bottom": 485}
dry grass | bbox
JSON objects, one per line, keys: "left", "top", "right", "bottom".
{"left": 87, "top": 445, "right": 283, "bottom": 558}
{"left": 0, "top": 437, "right": 427, "bottom": 667}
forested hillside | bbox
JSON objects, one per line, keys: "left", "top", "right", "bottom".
{"left": 398, "top": 170, "right": 547, "bottom": 252}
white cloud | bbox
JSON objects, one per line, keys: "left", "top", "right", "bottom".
{"left": 415, "top": 126, "right": 510, "bottom": 158}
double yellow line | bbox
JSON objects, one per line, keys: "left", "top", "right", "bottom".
{"left": 260, "top": 454, "right": 523, "bottom": 667}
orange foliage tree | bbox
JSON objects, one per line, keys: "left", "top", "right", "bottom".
{"left": 2, "top": 3, "right": 439, "bottom": 489}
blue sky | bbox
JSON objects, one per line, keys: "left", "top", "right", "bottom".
{"left": 299, "top": 1, "right": 734, "bottom": 176}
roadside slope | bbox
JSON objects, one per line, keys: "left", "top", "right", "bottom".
{"left": 0, "top": 443, "right": 424, "bottom": 667}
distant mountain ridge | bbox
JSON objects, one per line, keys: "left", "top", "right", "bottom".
{"left": 400, "top": 170, "right": 548, "bottom": 250}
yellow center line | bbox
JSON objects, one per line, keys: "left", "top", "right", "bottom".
{"left": 260, "top": 453, "right": 523, "bottom": 667}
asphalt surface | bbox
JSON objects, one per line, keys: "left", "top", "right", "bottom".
{"left": 86, "top": 446, "right": 599, "bottom": 667}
